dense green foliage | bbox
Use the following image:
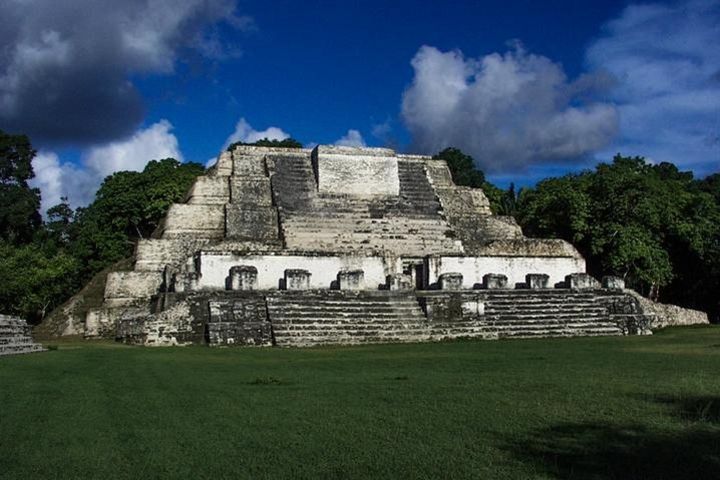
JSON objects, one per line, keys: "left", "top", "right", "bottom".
{"left": 433, "top": 147, "right": 515, "bottom": 215}
{"left": 431, "top": 147, "right": 720, "bottom": 320}
{"left": 0, "top": 130, "right": 41, "bottom": 244}
{"left": 517, "top": 156, "right": 720, "bottom": 317}
{"left": 227, "top": 137, "right": 303, "bottom": 151}
{"left": 2, "top": 328, "right": 719, "bottom": 478}
{"left": 70, "top": 159, "right": 204, "bottom": 277}
{"left": 0, "top": 131, "right": 204, "bottom": 323}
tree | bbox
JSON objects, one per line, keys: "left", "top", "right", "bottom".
{"left": 70, "top": 158, "right": 204, "bottom": 277}
{"left": 45, "top": 197, "right": 75, "bottom": 247}
{"left": 432, "top": 147, "right": 511, "bottom": 214}
{"left": 0, "top": 241, "right": 80, "bottom": 322}
{"left": 699, "top": 173, "right": 720, "bottom": 203}
{"left": 227, "top": 137, "right": 303, "bottom": 151}
{"left": 0, "top": 130, "right": 41, "bottom": 244}
{"left": 517, "top": 155, "right": 720, "bottom": 306}
{"left": 433, "top": 147, "right": 486, "bottom": 187}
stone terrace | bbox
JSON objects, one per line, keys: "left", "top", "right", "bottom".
{"left": 0, "top": 315, "right": 45, "bottom": 356}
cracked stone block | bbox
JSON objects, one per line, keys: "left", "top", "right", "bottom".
{"left": 526, "top": 273, "right": 550, "bottom": 289}
{"left": 602, "top": 275, "right": 625, "bottom": 290}
{"left": 285, "top": 269, "right": 311, "bottom": 290}
{"left": 229, "top": 265, "right": 259, "bottom": 291}
{"left": 338, "top": 269, "right": 364, "bottom": 290}
{"left": 483, "top": 273, "right": 508, "bottom": 289}
{"left": 171, "top": 273, "right": 185, "bottom": 293}
{"left": 388, "top": 274, "right": 413, "bottom": 291}
{"left": 186, "top": 272, "right": 200, "bottom": 291}
{"left": 566, "top": 273, "right": 600, "bottom": 289}
{"left": 439, "top": 272, "right": 464, "bottom": 290}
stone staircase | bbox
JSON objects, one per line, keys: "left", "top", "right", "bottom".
{"left": 0, "top": 315, "right": 45, "bottom": 356}
{"left": 271, "top": 154, "right": 317, "bottom": 210}
{"left": 267, "top": 291, "right": 431, "bottom": 347}
{"left": 427, "top": 290, "right": 624, "bottom": 340}
{"left": 272, "top": 156, "right": 463, "bottom": 255}
{"left": 483, "top": 290, "right": 622, "bottom": 338}
{"left": 207, "top": 293, "right": 273, "bottom": 347}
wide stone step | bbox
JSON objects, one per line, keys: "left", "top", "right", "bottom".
{"left": 283, "top": 225, "right": 452, "bottom": 235}
{"left": 485, "top": 320, "right": 616, "bottom": 328}
{"left": 486, "top": 296, "right": 600, "bottom": 303}
{"left": 485, "top": 306, "right": 607, "bottom": 313}
{"left": 273, "top": 324, "right": 430, "bottom": 333}
{"left": 270, "top": 313, "right": 425, "bottom": 322}
{"left": 283, "top": 228, "right": 453, "bottom": 237}
{"left": 0, "top": 344, "right": 45, "bottom": 355}
{"left": 485, "top": 315, "right": 609, "bottom": 323}
{"left": 276, "top": 335, "right": 430, "bottom": 347}
{"left": 270, "top": 314, "right": 424, "bottom": 323}
{"left": 267, "top": 294, "right": 418, "bottom": 303}
{"left": 269, "top": 305, "right": 423, "bottom": 314}
{"left": 0, "top": 337, "right": 36, "bottom": 345}
{"left": 273, "top": 328, "right": 429, "bottom": 337}
{"left": 283, "top": 212, "right": 448, "bottom": 221}
{"left": 493, "top": 327, "right": 621, "bottom": 338}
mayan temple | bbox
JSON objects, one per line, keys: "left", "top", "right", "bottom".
{"left": 64, "top": 144, "right": 672, "bottom": 346}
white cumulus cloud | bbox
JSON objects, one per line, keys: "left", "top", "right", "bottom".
{"left": 334, "top": 129, "right": 367, "bottom": 147}
{"left": 84, "top": 120, "right": 183, "bottom": 178}
{"left": 401, "top": 45, "right": 619, "bottom": 173}
{"left": 222, "top": 118, "right": 290, "bottom": 149}
{"left": 31, "top": 120, "right": 183, "bottom": 211}
{"left": 586, "top": 0, "right": 720, "bottom": 173}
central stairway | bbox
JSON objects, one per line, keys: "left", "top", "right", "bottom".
{"left": 267, "top": 291, "right": 430, "bottom": 347}
{"left": 272, "top": 156, "right": 463, "bottom": 255}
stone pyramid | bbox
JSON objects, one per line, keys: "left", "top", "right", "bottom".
{"left": 61, "top": 145, "right": 670, "bottom": 346}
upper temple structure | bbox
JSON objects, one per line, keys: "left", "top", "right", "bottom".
{"left": 50, "top": 144, "right": 708, "bottom": 346}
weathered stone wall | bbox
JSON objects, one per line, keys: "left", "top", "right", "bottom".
{"left": 156, "top": 204, "right": 225, "bottom": 239}
{"left": 103, "top": 271, "right": 164, "bottom": 306}
{"left": 312, "top": 145, "right": 400, "bottom": 196}
{"left": 207, "top": 294, "right": 273, "bottom": 346}
{"left": 135, "top": 238, "right": 213, "bottom": 272}
{"left": 427, "top": 255, "right": 586, "bottom": 289}
{"left": 184, "top": 176, "right": 230, "bottom": 205}
{"left": 196, "top": 252, "right": 394, "bottom": 290}
{"left": 420, "top": 289, "right": 653, "bottom": 340}
{"left": 626, "top": 290, "right": 710, "bottom": 329}
{"left": 117, "top": 301, "right": 202, "bottom": 346}
{"left": 0, "top": 314, "right": 45, "bottom": 355}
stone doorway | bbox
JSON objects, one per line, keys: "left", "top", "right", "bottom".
{"left": 402, "top": 258, "right": 426, "bottom": 290}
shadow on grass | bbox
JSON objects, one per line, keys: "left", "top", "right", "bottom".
{"left": 503, "top": 422, "right": 720, "bottom": 479}
{"left": 650, "top": 395, "right": 720, "bottom": 424}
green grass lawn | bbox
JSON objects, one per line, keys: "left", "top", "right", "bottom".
{"left": 2, "top": 327, "right": 720, "bottom": 479}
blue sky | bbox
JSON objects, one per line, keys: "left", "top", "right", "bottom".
{"left": 1, "top": 0, "right": 718, "bottom": 211}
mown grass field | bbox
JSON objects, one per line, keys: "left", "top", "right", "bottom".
{"left": 2, "top": 327, "right": 720, "bottom": 479}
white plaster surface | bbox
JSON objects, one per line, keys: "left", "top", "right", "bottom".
{"left": 313, "top": 146, "right": 400, "bottom": 196}
{"left": 196, "top": 253, "right": 392, "bottom": 290}
{"left": 428, "top": 256, "right": 586, "bottom": 288}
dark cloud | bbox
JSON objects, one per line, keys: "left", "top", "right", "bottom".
{"left": 0, "top": 0, "right": 250, "bottom": 145}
